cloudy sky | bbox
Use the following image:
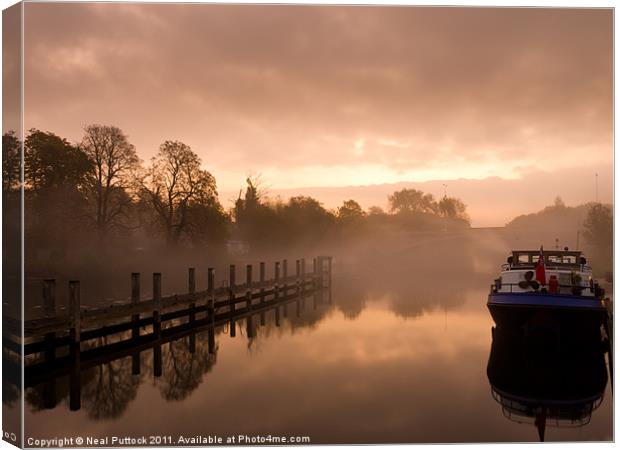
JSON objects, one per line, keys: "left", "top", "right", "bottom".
{"left": 18, "top": 3, "right": 613, "bottom": 223}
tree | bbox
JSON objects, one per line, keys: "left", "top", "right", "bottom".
{"left": 234, "top": 175, "right": 265, "bottom": 223}
{"left": 142, "top": 140, "right": 220, "bottom": 245}
{"left": 437, "top": 196, "right": 470, "bottom": 223}
{"left": 553, "top": 196, "right": 566, "bottom": 209}
{"left": 25, "top": 129, "right": 92, "bottom": 192}
{"left": 23, "top": 129, "right": 93, "bottom": 250}
{"left": 583, "top": 203, "right": 612, "bottom": 273}
{"left": 233, "top": 176, "right": 278, "bottom": 244}
{"left": 2, "top": 131, "right": 20, "bottom": 193}
{"left": 388, "top": 188, "right": 437, "bottom": 214}
{"left": 337, "top": 199, "right": 365, "bottom": 221}
{"left": 367, "top": 206, "right": 386, "bottom": 216}
{"left": 277, "top": 196, "right": 335, "bottom": 243}
{"left": 80, "top": 125, "right": 140, "bottom": 239}
{"left": 583, "top": 203, "right": 612, "bottom": 249}
{"left": 184, "top": 198, "right": 230, "bottom": 246}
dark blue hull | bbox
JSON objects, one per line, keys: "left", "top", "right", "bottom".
{"left": 487, "top": 292, "right": 609, "bottom": 338}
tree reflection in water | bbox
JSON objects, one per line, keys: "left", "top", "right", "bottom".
{"left": 3, "top": 353, "right": 20, "bottom": 407}
{"left": 330, "top": 230, "right": 487, "bottom": 320}
{"left": 155, "top": 334, "right": 217, "bottom": 402}
{"left": 82, "top": 358, "right": 141, "bottom": 419}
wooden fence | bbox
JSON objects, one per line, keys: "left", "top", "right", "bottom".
{"left": 3, "top": 256, "right": 333, "bottom": 410}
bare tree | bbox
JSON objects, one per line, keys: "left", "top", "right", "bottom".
{"left": 80, "top": 125, "right": 139, "bottom": 240}
{"left": 142, "top": 140, "right": 218, "bottom": 245}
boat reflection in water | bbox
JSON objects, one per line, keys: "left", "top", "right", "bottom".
{"left": 487, "top": 325, "right": 610, "bottom": 441}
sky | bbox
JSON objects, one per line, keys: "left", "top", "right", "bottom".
{"left": 15, "top": 3, "right": 614, "bottom": 225}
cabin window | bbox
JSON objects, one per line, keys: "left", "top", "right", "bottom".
{"left": 517, "top": 254, "right": 530, "bottom": 264}
{"left": 562, "top": 255, "right": 577, "bottom": 264}
{"left": 548, "top": 255, "right": 562, "bottom": 264}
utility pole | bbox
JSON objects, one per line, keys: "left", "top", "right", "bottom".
{"left": 595, "top": 173, "right": 599, "bottom": 203}
{"left": 442, "top": 183, "right": 448, "bottom": 198}
{"left": 576, "top": 230, "right": 580, "bottom": 250}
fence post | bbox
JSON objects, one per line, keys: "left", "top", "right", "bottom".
{"left": 313, "top": 262, "right": 318, "bottom": 310}
{"left": 131, "top": 273, "right": 140, "bottom": 339}
{"left": 188, "top": 267, "right": 196, "bottom": 322}
{"left": 274, "top": 261, "right": 281, "bottom": 301}
{"left": 246, "top": 264, "right": 253, "bottom": 311}
{"left": 313, "top": 257, "right": 317, "bottom": 288}
{"left": 282, "top": 259, "right": 288, "bottom": 297}
{"left": 208, "top": 268, "right": 215, "bottom": 303}
{"left": 312, "top": 258, "right": 319, "bottom": 307}
{"left": 153, "top": 273, "right": 162, "bottom": 338}
{"left": 301, "top": 258, "right": 306, "bottom": 294}
{"left": 296, "top": 260, "right": 304, "bottom": 310}
{"left": 130, "top": 273, "right": 141, "bottom": 375}
{"left": 188, "top": 268, "right": 196, "bottom": 352}
{"left": 317, "top": 256, "right": 324, "bottom": 304}
{"left": 207, "top": 299, "right": 215, "bottom": 354}
{"left": 246, "top": 264, "right": 253, "bottom": 287}
{"left": 328, "top": 257, "right": 333, "bottom": 285}
{"left": 207, "top": 265, "right": 215, "bottom": 324}
{"left": 43, "top": 279, "right": 56, "bottom": 318}
{"left": 229, "top": 265, "right": 236, "bottom": 337}
{"left": 259, "top": 262, "right": 266, "bottom": 326}
{"left": 42, "top": 279, "right": 57, "bottom": 408}
{"left": 229, "top": 264, "right": 236, "bottom": 313}
{"left": 229, "top": 263, "right": 236, "bottom": 289}
{"left": 327, "top": 257, "right": 333, "bottom": 303}
{"left": 316, "top": 256, "right": 323, "bottom": 288}
{"left": 152, "top": 272, "right": 163, "bottom": 376}
{"left": 278, "top": 261, "right": 288, "bottom": 316}
{"left": 296, "top": 259, "right": 301, "bottom": 291}
{"left": 246, "top": 266, "right": 255, "bottom": 339}
{"left": 43, "top": 279, "right": 56, "bottom": 363}
{"left": 208, "top": 268, "right": 215, "bottom": 290}
{"left": 69, "top": 281, "right": 81, "bottom": 345}
{"left": 68, "top": 280, "right": 81, "bottom": 411}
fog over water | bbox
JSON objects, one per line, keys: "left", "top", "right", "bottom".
{"left": 7, "top": 226, "right": 612, "bottom": 444}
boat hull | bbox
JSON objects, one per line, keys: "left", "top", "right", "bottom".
{"left": 487, "top": 292, "right": 609, "bottom": 338}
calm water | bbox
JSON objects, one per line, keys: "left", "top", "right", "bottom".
{"left": 13, "top": 289, "right": 611, "bottom": 443}
{"left": 7, "top": 232, "right": 615, "bottom": 444}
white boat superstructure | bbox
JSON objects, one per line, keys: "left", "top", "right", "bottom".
{"left": 493, "top": 250, "right": 599, "bottom": 297}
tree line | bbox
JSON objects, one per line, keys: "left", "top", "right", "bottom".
{"left": 233, "top": 176, "right": 470, "bottom": 249}
{"left": 506, "top": 196, "right": 613, "bottom": 273}
{"left": 2, "top": 126, "right": 471, "bottom": 255}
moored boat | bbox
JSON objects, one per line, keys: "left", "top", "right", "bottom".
{"left": 487, "top": 247, "right": 610, "bottom": 336}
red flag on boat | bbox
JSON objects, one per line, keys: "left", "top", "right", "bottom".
{"left": 536, "top": 246, "right": 546, "bottom": 286}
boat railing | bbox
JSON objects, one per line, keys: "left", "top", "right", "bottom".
{"left": 501, "top": 263, "right": 592, "bottom": 272}
{"left": 490, "top": 282, "right": 596, "bottom": 295}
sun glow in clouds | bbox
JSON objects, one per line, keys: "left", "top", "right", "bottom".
{"left": 19, "top": 4, "right": 612, "bottom": 225}
{"left": 252, "top": 161, "right": 521, "bottom": 191}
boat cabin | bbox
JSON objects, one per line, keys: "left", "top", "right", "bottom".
{"left": 507, "top": 250, "right": 586, "bottom": 270}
